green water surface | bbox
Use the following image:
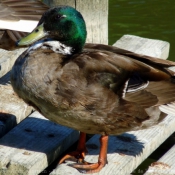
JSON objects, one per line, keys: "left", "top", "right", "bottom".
{"left": 109, "top": 0, "right": 175, "bottom": 61}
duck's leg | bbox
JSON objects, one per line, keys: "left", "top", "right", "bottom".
{"left": 59, "top": 132, "right": 87, "bottom": 163}
{"left": 72, "top": 135, "right": 108, "bottom": 174}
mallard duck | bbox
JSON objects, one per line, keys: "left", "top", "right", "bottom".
{"left": 0, "top": 0, "right": 48, "bottom": 50}
{"left": 11, "top": 6, "right": 175, "bottom": 173}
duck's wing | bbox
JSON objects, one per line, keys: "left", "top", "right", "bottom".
{"left": 85, "top": 43, "right": 175, "bottom": 67}
{"left": 0, "top": 0, "right": 49, "bottom": 50}
{"left": 0, "top": 0, "right": 48, "bottom": 21}
{"left": 80, "top": 46, "right": 175, "bottom": 108}
{"left": 0, "top": 30, "right": 28, "bottom": 50}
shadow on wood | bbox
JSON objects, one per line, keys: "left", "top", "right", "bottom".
{"left": 0, "top": 116, "right": 76, "bottom": 157}
{"left": 113, "top": 133, "right": 144, "bottom": 156}
{"left": 85, "top": 133, "right": 144, "bottom": 157}
{"left": 0, "top": 112, "right": 79, "bottom": 174}
{"left": 0, "top": 113, "right": 17, "bottom": 138}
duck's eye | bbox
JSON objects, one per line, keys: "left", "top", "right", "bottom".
{"left": 54, "top": 14, "right": 62, "bottom": 20}
{"left": 35, "top": 29, "right": 39, "bottom": 33}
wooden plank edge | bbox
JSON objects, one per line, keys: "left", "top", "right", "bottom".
{"left": 0, "top": 76, "right": 33, "bottom": 137}
{"left": 0, "top": 48, "right": 27, "bottom": 78}
{"left": 114, "top": 35, "right": 170, "bottom": 59}
{"left": 0, "top": 111, "right": 79, "bottom": 175}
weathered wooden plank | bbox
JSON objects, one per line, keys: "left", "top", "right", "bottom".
{"left": 0, "top": 42, "right": 32, "bottom": 138}
{"left": 114, "top": 35, "right": 170, "bottom": 59}
{"left": 0, "top": 48, "right": 27, "bottom": 78}
{"left": 43, "top": 0, "right": 75, "bottom": 8}
{"left": 0, "top": 72, "right": 33, "bottom": 138}
{"left": 76, "top": 0, "right": 108, "bottom": 44}
{"left": 49, "top": 35, "right": 175, "bottom": 175}
{"left": 0, "top": 1, "right": 48, "bottom": 32}
{"left": 0, "top": 111, "right": 79, "bottom": 175}
{"left": 144, "top": 144, "right": 175, "bottom": 175}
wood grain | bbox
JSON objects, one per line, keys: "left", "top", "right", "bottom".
{"left": 76, "top": 0, "right": 108, "bottom": 44}
{"left": 144, "top": 144, "right": 175, "bottom": 175}
{"left": 43, "top": 0, "right": 75, "bottom": 8}
{"left": 0, "top": 48, "right": 27, "bottom": 77}
{"left": 0, "top": 111, "right": 79, "bottom": 175}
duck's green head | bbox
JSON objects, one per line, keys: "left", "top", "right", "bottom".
{"left": 17, "top": 6, "right": 87, "bottom": 53}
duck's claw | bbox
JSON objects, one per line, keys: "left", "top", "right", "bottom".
{"left": 59, "top": 132, "right": 87, "bottom": 164}
{"left": 59, "top": 134, "right": 108, "bottom": 174}
{"left": 58, "top": 150, "right": 86, "bottom": 164}
{"left": 69, "top": 135, "right": 108, "bottom": 174}
{"left": 71, "top": 159, "right": 107, "bottom": 174}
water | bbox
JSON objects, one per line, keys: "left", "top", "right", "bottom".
{"left": 109, "top": 0, "right": 175, "bottom": 61}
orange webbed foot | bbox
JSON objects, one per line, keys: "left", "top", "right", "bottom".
{"left": 71, "top": 159, "right": 107, "bottom": 174}
{"left": 59, "top": 132, "right": 87, "bottom": 164}
{"left": 59, "top": 133, "right": 109, "bottom": 174}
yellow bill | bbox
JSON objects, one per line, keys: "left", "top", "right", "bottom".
{"left": 17, "top": 23, "right": 47, "bottom": 46}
